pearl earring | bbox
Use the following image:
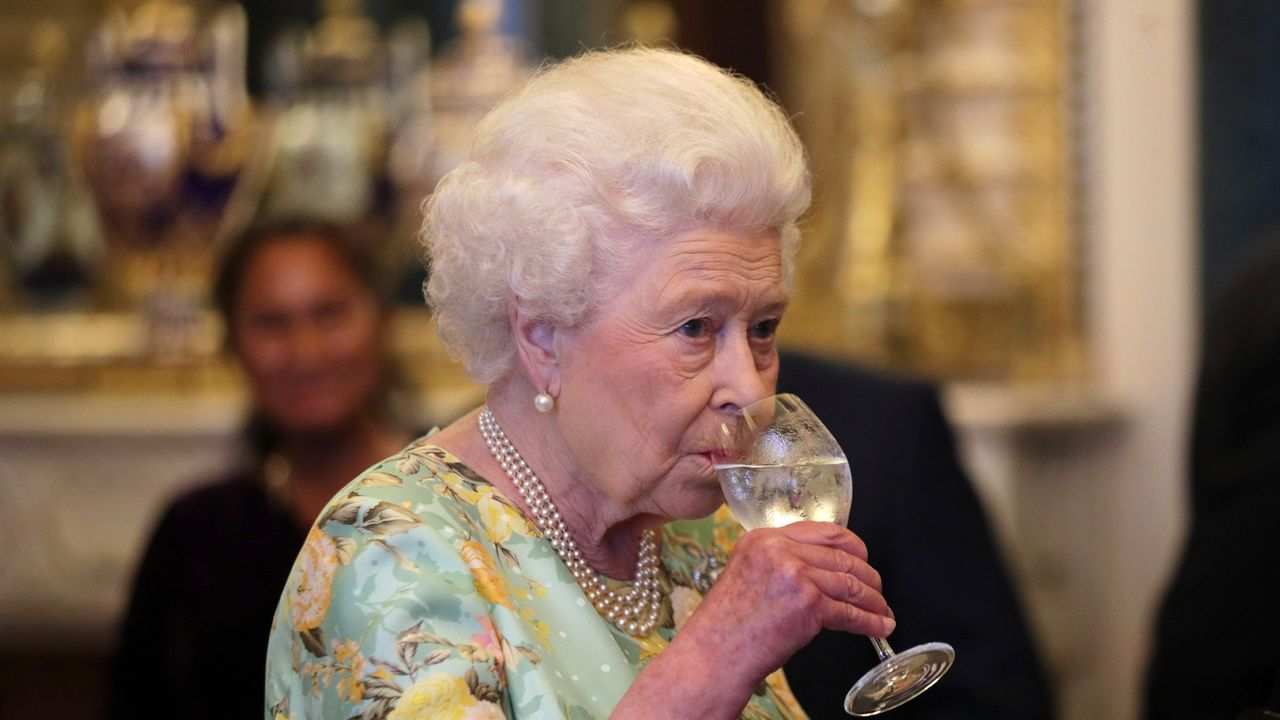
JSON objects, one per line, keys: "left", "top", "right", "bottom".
{"left": 534, "top": 391, "right": 555, "bottom": 413}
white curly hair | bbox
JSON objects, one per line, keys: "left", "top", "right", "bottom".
{"left": 422, "top": 46, "right": 811, "bottom": 384}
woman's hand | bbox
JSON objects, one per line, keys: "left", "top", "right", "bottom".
{"left": 613, "top": 521, "right": 895, "bottom": 719}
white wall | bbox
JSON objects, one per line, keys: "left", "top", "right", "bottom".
{"left": 1085, "top": 0, "right": 1197, "bottom": 718}
{"left": 951, "top": 3, "right": 1197, "bottom": 720}
{"left": 950, "top": 3, "right": 1196, "bottom": 719}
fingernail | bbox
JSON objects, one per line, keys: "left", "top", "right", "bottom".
{"left": 884, "top": 617, "right": 896, "bottom": 635}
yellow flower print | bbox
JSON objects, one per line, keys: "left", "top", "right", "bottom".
{"left": 291, "top": 527, "right": 339, "bottom": 631}
{"left": 337, "top": 675, "right": 364, "bottom": 703}
{"left": 461, "top": 541, "right": 513, "bottom": 609}
{"left": 463, "top": 700, "right": 507, "bottom": 720}
{"left": 634, "top": 630, "right": 669, "bottom": 662}
{"left": 670, "top": 586, "right": 703, "bottom": 629}
{"left": 387, "top": 673, "right": 476, "bottom": 720}
{"left": 712, "top": 505, "right": 743, "bottom": 550}
{"left": 333, "top": 639, "right": 368, "bottom": 702}
{"left": 764, "top": 669, "right": 808, "bottom": 720}
{"left": 476, "top": 493, "right": 532, "bottom": 544}
{"left": 438, "top": 472, "right": 485, "bottom": 504}
{"left": 333, "top": 638, "right": 363, "bottom": 663}
{"left": 515, "top": 607, "right": 552, "bottom": 648}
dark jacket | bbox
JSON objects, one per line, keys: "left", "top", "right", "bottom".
{"left": 106, "top": 470, "right": 306, "bottom": 720}
{"left": 1145, "top": 239, "right": 1280, "bottom": 720}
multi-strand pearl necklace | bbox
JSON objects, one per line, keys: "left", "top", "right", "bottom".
{"left": 478, "top": 407, "right": 663, "bottom": 637}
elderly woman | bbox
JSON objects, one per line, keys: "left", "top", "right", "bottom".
{"left": 264, "top": 47, "right": 895, "bottom": 720}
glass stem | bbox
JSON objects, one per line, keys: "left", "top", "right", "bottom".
{"left": 870, "top": 637, "right": 895, "bottom": 662}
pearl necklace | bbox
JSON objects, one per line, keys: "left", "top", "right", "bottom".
{"left": 478, "top": 407, "right": 663, "bottom": 637}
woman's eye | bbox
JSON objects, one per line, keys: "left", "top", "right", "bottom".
{"left": 678, "top": 318, "right": 712, "bottom": 338}
{"left": 749, "top": 319, "right": 780, "bottom": 340}
{"left": 245, "top": 312, "right": 289, "bottom": 334}
{"left": 312, "top": 300, "right": 352, "bottom": 327}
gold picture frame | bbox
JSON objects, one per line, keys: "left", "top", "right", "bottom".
{"left": 774, "top": 0, "right": 1086, "bottom": 381}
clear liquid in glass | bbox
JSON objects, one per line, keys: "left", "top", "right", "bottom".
{"left": 715, "top": 458, "right": 852, "bottom": 530}
{"left": 716, "top": 393, "right": 954, "bottom": 716}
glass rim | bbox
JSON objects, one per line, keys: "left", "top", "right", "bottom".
{"left": 738, "top": 393, "right": 813, "bottom": 433}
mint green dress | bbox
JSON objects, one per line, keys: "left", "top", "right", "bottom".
{"left": 264, "top": 437, "right": 808, "bottom": 720}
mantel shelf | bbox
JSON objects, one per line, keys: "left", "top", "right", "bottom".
{"left": 0, "top": 387, "right": 484, "bottom": 437}
{"left": 944, "top": 381, "right": 1124, "bottom": 433}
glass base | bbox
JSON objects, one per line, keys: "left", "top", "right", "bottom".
{"left": 843, "top": 642, "right": 955, "bottom": 716}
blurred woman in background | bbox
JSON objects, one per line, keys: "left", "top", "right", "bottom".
{"left": 107, "top": 220, "right": 410, "bottom": 719}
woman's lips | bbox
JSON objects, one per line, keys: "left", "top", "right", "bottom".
{"left": 706, "top": 449, "right": 736, "bottom": 465}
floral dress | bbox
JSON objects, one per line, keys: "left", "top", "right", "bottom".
{"left": 264, "top": 438, "right": 808, "bottom": 720}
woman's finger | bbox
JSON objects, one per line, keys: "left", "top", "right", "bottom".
{"left": 806, "top": 565, "right": 892, "bottom": 619}
{"left": 819, "top": 594, "right": 898, "bottom": 639}
{"left": 787, "top": 541, "right": 883, "bottom": 593}
{"left": 775, "top": 520, "right": 870, "bottom": 561}
{"left": 724, "top": 527, "right": 893, "bottom": 623}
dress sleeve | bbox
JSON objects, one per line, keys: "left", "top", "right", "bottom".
{"left": 266, "top": 491, "right": 513, "bottom": 720}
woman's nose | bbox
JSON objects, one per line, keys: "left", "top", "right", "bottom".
{"left": 711, "top": 332, "right": 771, "bottom": 412}
{"left": 288, "top": 322, "right": 328, "bottom": 366}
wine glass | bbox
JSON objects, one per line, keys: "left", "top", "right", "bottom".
{"left": 715, "top": 393, "right": 955, "bottom": 716}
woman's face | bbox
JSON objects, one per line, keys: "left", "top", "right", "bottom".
{"left": 552, "top": 229, "right": 787, "bottom": 521}
{"left": 231, "top": 235, "right": 386, "bottom": 438}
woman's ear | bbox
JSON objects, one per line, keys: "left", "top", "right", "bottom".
{"left": 510, "top": 301, "right": 562, "bottom": 397}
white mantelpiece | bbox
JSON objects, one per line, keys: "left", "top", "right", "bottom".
{"left": 0, "top": 387, "right": 480, "bottom": 653}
